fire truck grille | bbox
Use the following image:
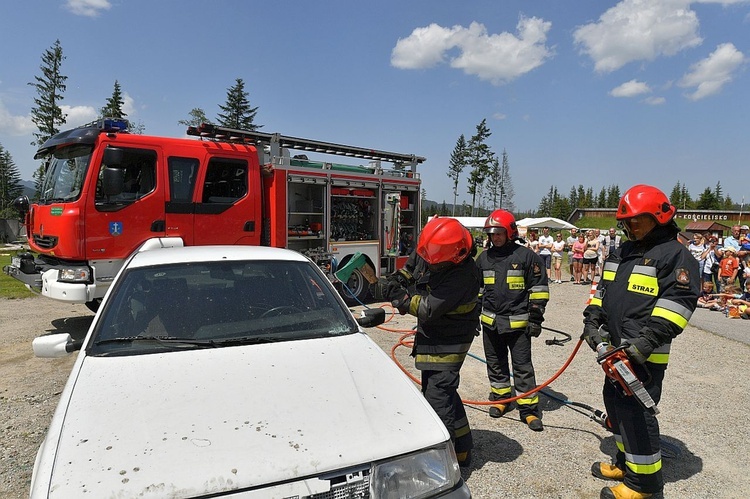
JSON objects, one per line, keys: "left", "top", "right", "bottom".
{"left": 309, "top": 469, "right": 370, "bottom": 499}
{"left": 33, "top": 235, "right": 58, "bottom": 250}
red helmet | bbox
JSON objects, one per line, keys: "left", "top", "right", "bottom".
{"left": 484, "top": 209, "right": 518, "bottom": 240}
{"left": 417, "top": 216, "right": 473, "bottom": 265}
{"left": 616, "top": 184, "right": 676, "bottom": 225}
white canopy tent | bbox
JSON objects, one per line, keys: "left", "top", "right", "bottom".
{"left": 516, "top": 217, "right": 578, "bottom": 230}
{"left": 449, "top": 217, "right": 488, "bottom": 229}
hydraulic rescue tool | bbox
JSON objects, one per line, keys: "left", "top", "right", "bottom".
{"left": 596, "top": 343, "right": 660, "bottom": 415}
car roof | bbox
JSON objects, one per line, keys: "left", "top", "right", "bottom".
{"left": 128, "top": 245, "right": 308, "bottom": 269}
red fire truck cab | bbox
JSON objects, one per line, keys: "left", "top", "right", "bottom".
{"left": 9, "top": 119, "right": 424, "bottom": 309}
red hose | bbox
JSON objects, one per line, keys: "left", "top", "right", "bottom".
{"left": 376, "top": 305, "right": 584, "bottom": 406}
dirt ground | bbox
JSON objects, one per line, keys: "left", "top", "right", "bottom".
{"left": 2, "top": 278, "right": 749, "bottom": 498}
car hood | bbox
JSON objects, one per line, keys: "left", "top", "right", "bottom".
{"left": 42, "top": 333, "right": 448, "bottom": 497}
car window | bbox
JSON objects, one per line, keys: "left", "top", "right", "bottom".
{"left": 88, "top": 259, "right": 357, "bottom": 356}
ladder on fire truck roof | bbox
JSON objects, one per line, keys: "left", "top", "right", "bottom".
{"left": 186, "top": 123, "right": 426, "bottom": 169}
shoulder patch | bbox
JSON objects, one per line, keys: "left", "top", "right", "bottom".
{"left": 533, "top": 262, "right": 541, "bottom": 276}
{"left": 675, "top": 267, "right": 690, "bottom": 285}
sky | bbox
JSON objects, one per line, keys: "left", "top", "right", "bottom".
{"left": 1, "top": 0, "right": 748, "bottom": 212}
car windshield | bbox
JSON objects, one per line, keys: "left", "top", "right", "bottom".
{"left": 39, "top": 144, "right": 93, "bottom": 203}
{"left": 88, "top": 259, "right": 358, "bottom": 356}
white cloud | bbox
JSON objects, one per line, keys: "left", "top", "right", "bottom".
{"left": 573, "top": 0, "right": 702, "bottom": 73}
{"left": 492, "top": 113, "right": 507, "bottom": 120}
{"left": 0, "top": 100, "right": 35, "bottom": 136}
{"left": 610, "top": 79, "right": 651, "bottom": 97}
{"left": 679, "top": 43, "right": 745, "bottom": 100}
{"left": 644, "top": 96, "right": 666, "bottom": 105}
{"left": 59, "top": 104, "right": 99, "bottom": 127}
{"left": 65, "top": 0, "right": 111, "bottom": 17}
{"left": 392, "top": 17, "right": 554, "bottom": 85}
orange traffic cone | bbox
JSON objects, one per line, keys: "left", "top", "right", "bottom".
{"left": 586, "top": 278, "right": 599, "bottom": 305}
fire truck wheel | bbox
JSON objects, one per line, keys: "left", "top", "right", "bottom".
{"left": 337, "top": 269, "right": 370, "bottom": 306}
{"left": 85, "top": 299, "right": 102, "bottom": 313}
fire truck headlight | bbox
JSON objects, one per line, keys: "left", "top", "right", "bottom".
{"left": 58, "top": 267, "right": 91, "bottom": 283}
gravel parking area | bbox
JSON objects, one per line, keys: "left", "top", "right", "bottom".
{"left": 2, "top": 275, "right": 749, "bottom": 498}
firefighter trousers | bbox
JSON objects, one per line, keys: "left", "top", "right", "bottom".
{"left": 482, "top": 327, "right": 540, "bottom": 418}
{"left": 602, "top": 364, "right": 665, "bottom": 494}
{"left": 421, "top": 369, "right": 473, "bottom": 454}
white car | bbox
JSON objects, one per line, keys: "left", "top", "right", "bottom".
{"left": 30, "top": 245, "right": 470, "bottom": 499}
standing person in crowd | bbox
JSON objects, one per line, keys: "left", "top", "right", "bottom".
{"left": 538, "top": 227, "right": 554, "bottom": 281}
{"left": 526, "top": 230, "right": 539, "bottom": 253}
{"left": 390, "top": 216, "right": 481, "bottom": 467}
{"left": 582, "top": 184, "right": 699, "bottom": 499}
{"left": 595, "top": 229, "right": 606, "bottom": 277}
{"left": 572, "top": 233, "right": 587, "bottom": 284}
{"left": 604, "top": 227, "right": 622, "bottom": 261}
{"left": 582, "top": 230, "right": 599, "bottom": 283}
{"left": 687, "top": 232, "right": 706, "bottom": 264}
{"left": 700, "top": 236, "right": 722, "bottom": 292}
{"left": 477, "top": 209, "right": 549, "bottom": 432}
{"left": 718, "top": 225, "right": 743, "bottom": 287}
{"left": 567, "top": 228, "right": 579, "bottom": 281}
{"left": 718, "top": 246, "right": 740, "bottom": 292}
{"left": 551, "top": 232, "right": 566, "bottom": 284}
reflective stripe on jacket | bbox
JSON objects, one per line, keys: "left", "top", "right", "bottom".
{"left": 476, "top": 241, "right": 549, "bottom": 333}
{"left": 584, "top": 226, "right": 700, "bottom": 366}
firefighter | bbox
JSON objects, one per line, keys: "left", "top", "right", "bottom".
{"left": 391, "top": 216, "right": 481, "bottom": 467}
{"left": 476, "top": 209, "right": 549, "bottom": 431}
{"left": 582, "top": 185, "right": 700, "bottom": 499}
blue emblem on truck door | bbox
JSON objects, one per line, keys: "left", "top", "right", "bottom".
{"left": 109, "top": 222, "right": 123, "bottom": 236}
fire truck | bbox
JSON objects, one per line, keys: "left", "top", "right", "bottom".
{"left": 8, "top": 119, "right": 424, "bottom": 309}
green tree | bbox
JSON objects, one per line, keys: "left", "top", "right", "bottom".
{"left": 447, "top": 134, "right": 467, "bottom": 216}
{"left": 605, "top": 185, "right": 621, "bottom": 208}
{"left": 596, "top": 187, "right": 606, "bottom": 208}
{"left": 465, "top": 119, "right": 493, "bottom": 216}
{"left": 0, "top": 145, "right": 24, "bottom": 218}
{"left": 217, "top": 78, "right": 261, "bottom": 130}
{"left": 100, "top": 80, "right": 127, "bottom": 118}
{"left": 28, "top": 39, "right": 67, "bottom": 197}
{"left": 695, "top": 187, "right": 720, "bottom": 210}
{"left": 178, "top": 108, "right": 211, "bottom": 128}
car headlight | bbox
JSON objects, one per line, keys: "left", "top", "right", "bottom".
{"left": 58, "top": 267, "right": 91, "bottom": 283}
{"left": 370, "top": 443, "right": 461, "bottom": 499}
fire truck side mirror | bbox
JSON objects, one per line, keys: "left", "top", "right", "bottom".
{"left": 101, "top": 167, "right": 125, "bottom": 197}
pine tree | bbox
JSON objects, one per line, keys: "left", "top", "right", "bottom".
{"left": 498, "top": 149, "right": 514, "bottom": 211}
{"left": 466, "top": 119, "right": 493, "bottom": 216}
{"left": 447, "top": 134, "right": 467, "bottom": 216}
{"left": 28, "top": 39, "right": 68, "bottom": 197}
{"left": 217, "top": 78, "right": 261, "bottom": 130}
{"left": 0, "top": 145, "right": 24, "bottom": 218}
{"left": 100, "top": 80, "right": 127, "bottom": 119}
{"left": 178, "top": 108, "right": 211, "bottom": 128}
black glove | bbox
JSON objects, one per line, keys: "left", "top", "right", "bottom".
{"left": 581, "top": 323, "right": 610, "bottom": 351}
{"left": 369, "top": 279, "right": 389, "bottom": 301}
{"left": 370, "top": 278, "right": 407, "bottom": 302}
{"left": 622, "top": 338, "right": 653, "bottom": 364}
{"left": 526, "top": 323, "right": 542, "bottom": 338}
{"left": 391, "top": 293, "right": 411, "bottom": 315}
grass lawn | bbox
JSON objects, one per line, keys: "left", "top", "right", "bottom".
{"left": 0, "top": 252, "right": 36, "bottom": 299}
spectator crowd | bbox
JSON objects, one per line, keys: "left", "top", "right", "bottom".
{"left": 523, "top": 223, "right": 749, "bottom": 319}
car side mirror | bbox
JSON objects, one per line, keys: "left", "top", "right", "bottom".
{"left": 356, "top": 308, "right": 386, "bottom": 328}
{"left": 32, "top": 333, "right": 83, "bottom": 358}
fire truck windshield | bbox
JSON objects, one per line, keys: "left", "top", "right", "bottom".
{"left": 39, "top": 144, "right": 93, "bottom": 204}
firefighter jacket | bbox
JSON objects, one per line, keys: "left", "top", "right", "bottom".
{"left": 406, "top": 255, "right": 482, "bottom": 372}
{"left": 583, "top": 224, "right": 700, "bottom": 366}
{"left": 476, "top": 242, "right": 549, "bottom": 333}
